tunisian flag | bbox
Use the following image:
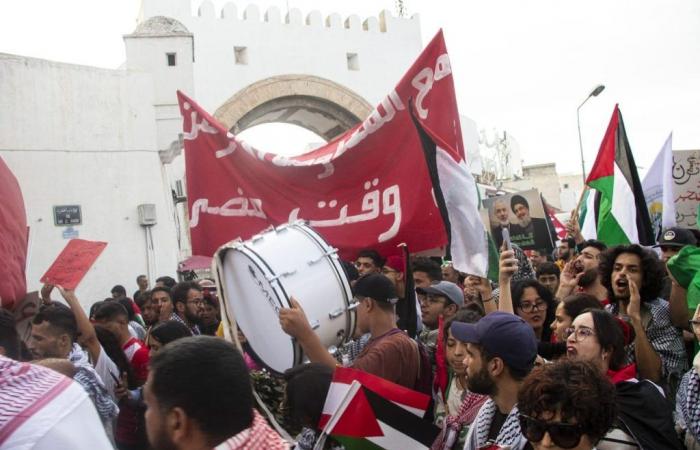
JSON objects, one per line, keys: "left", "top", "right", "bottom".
{"left": 179, "top": 30, "right": 489, "bottom": 276}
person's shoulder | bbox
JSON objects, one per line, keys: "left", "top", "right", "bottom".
{"left": 387, "top": 330, "right": 416, "bottom": 346}
{"left": 645, "top": 298, "right": 672, "bottom": 320}
{"left": 648, "top": 297, "right": 669, "bottom": 309}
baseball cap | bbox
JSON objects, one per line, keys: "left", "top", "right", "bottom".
{"left": 451, "top": 311, "right": 537, "bottom": 372}
{"left": 655, "top": 227, "right": 697, "bottom": 248}
{"left": 353, "top": 273, "right": 398, "bottom": 305}
{"left": 416, "top": 281, "right": 464, "bottom": 306}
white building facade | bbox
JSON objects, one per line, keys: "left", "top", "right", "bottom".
{"left": 0, "top": 0, "right": 432, "bottom": 308}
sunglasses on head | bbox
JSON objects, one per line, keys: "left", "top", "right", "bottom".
{"left": 518, "top": 414, "right": 584, "bottom": 449}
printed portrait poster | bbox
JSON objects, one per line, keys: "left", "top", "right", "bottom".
{"left": 482, "top": 189, "right": 554, "bottom": 251}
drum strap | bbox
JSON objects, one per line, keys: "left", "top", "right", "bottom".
{"left": 252, "top": 388, "right": 293, "bottom": 444}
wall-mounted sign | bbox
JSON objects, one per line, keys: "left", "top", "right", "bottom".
{"left": 62, "top": 227, "right": 79, "bottom": 239}
{"left": 53, "top": 205, "right": 82, "bottom": 226}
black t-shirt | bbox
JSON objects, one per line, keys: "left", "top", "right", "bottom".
{"left": 487, "top": 409, "right": 509, "bottom": 442}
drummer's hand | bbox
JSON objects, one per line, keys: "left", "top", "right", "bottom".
{"left": 279, "top": 297, "right": 313, "bottom": 340}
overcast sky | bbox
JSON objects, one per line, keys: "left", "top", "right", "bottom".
{"left": 1, "top": 0, "right": 698, "bottom": 176}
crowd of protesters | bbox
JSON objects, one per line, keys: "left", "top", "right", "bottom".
{"left": 2, "top": 217, "right": 700, "bottom": 450}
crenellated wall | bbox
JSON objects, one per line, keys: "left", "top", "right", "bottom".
{"left": 133, "top": 0, "right": 423, "bottom": 114}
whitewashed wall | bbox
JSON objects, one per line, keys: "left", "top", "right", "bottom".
{"left": 0, "top": 54, "right": 180, "bottom": 309}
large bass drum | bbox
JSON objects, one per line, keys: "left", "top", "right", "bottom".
{"left": 215, "top": 222, "right": 355, "bottom": 375}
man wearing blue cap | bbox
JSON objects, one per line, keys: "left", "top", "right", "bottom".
{"left": 451, "top": 312, "right": 537, "bottom": 450}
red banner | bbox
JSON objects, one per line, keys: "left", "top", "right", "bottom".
{"left": 0, "top": 157, "right": 28, "bottom": 309}
{"left": 40, "top": 239, "right": 107, "bottom": 290}
{"left": 180, "top": 31, "right": 475, "bottom": 261}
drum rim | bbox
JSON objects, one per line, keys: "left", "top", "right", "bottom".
{"left": 228, "top": 243, "right": 303, "bottom": 376}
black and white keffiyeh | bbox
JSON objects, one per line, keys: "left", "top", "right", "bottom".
{"left": 463, "top": 399, "right": 527, "bottom": 450}
{"left": 677, "top": 365, "right": 700, "bottom": 441}
{"left": 68, "top": 343, "right": 119, "bottom": 425}
{"left": 606, "top": 298, "right": 687, "bottom": 378}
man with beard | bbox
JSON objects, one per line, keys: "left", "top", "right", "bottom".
{"left": 490, "top": 198, "right": 512, "bottom": 249}
{"left": 555, "top": 237, "right": 577, "bottom": 270}
{"left": 556, "top": 240, "right": 608, "bottom": 302}
{"left": 600, "top": 244, "right": 687, "bottom": 385}
{"left": 144, "top": 336, "right": 287, "bottom": 450}
{"left": 170, "top": 281, "right": 203, "bottom": 335}
{"left": 29, "top": 303, "right": 119, "bottom": 428}
{"left": 508, "top": 195, "right": 551, "bottom": 251}
{"left": 451, "top": 312, "right": 537, "bottom": 450}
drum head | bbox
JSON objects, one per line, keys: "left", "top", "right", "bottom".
{"left": 222, "top": 249, "right": 298, "bottom": 374}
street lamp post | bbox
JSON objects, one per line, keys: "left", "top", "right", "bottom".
{"left": 577, "top": 84, "right": 605, "bottom": 185}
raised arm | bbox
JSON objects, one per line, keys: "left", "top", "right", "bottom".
{"left": 279, "top": 297, "right": 338, "bottom": 369}
{"left": 627, "top": 281, "right": 663, "bottom": 382}
{"left": 497, "top": 249, "right": 518, "bottom": 314}
{"left": 56, "top": 285, "right": 101, "bottom": 363}
{"left": 555, "top": 260, "right": 583, "bottom": 300}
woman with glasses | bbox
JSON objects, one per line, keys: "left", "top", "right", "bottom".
{"left": 497, "top": 249, "right": 557, "bottom": 358}
{"left": 566, "top": 309, "right": 683, "bottom": 449}
{"left": 517, "top": 359, "right": 616, "bottom": 450}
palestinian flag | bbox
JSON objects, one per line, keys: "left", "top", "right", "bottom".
{"left": 319, "top": 367, "right": 430, "bottom": 428}
{"left": 584, "top": 105, "right": 654, "bottom": 246}
{"left": 318, "top": 381, "right": 439, "bottom": 450}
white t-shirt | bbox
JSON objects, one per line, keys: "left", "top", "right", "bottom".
{"left": 93, "top": 345, "right": 120, "bottom": 401}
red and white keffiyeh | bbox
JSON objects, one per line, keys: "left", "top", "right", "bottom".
{"left": 215, "top": 409, "right": 289, "bottom": 450}
{"left": 0, "top": 355, "right": 72, "bottom": 445}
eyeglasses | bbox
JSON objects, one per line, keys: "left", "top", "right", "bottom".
{"left": 518, "top": 414, "right": 584, "bottom": 449}
{"left": 381, "top": 267, "right": 398, "bottom": 275}
{"left": 518, "top": 302, "right": 546, "bottom": 313}
{"left": 187, "top": 299, "right": 204, "bottom": 306}
{"left": 564, "top": 326, "right": 595, "bottom": 342}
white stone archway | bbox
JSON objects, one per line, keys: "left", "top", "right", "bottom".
{"left": 214, "top": 75, "right": 373, "bottom": 141}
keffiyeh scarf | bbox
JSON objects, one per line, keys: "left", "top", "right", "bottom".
{"left": 432, "top": 391, "right": 488, "bottom": 450}
{"left": 215, "top": 409, "right": 289, "bottom": 449}
{"left": 463, "top": 399, "right": 527, "bottom": 450}
{"left": 68, "top": 343, "right": 119, "bottom": 425}
{"left": 677, "top": 354, "right": 700, "bottom": 442}
{"left": 0, "top": 355, "right": 73, "bottom": 444}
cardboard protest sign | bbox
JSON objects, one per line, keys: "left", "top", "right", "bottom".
{"left": 482, "top": 189, "right": 554, "bottom": 251}
{"left": 672, "top": 150, "right": 700, "bottom": 229}
{"left": 40, "top": 239, "right": 107, "bottom": 290}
